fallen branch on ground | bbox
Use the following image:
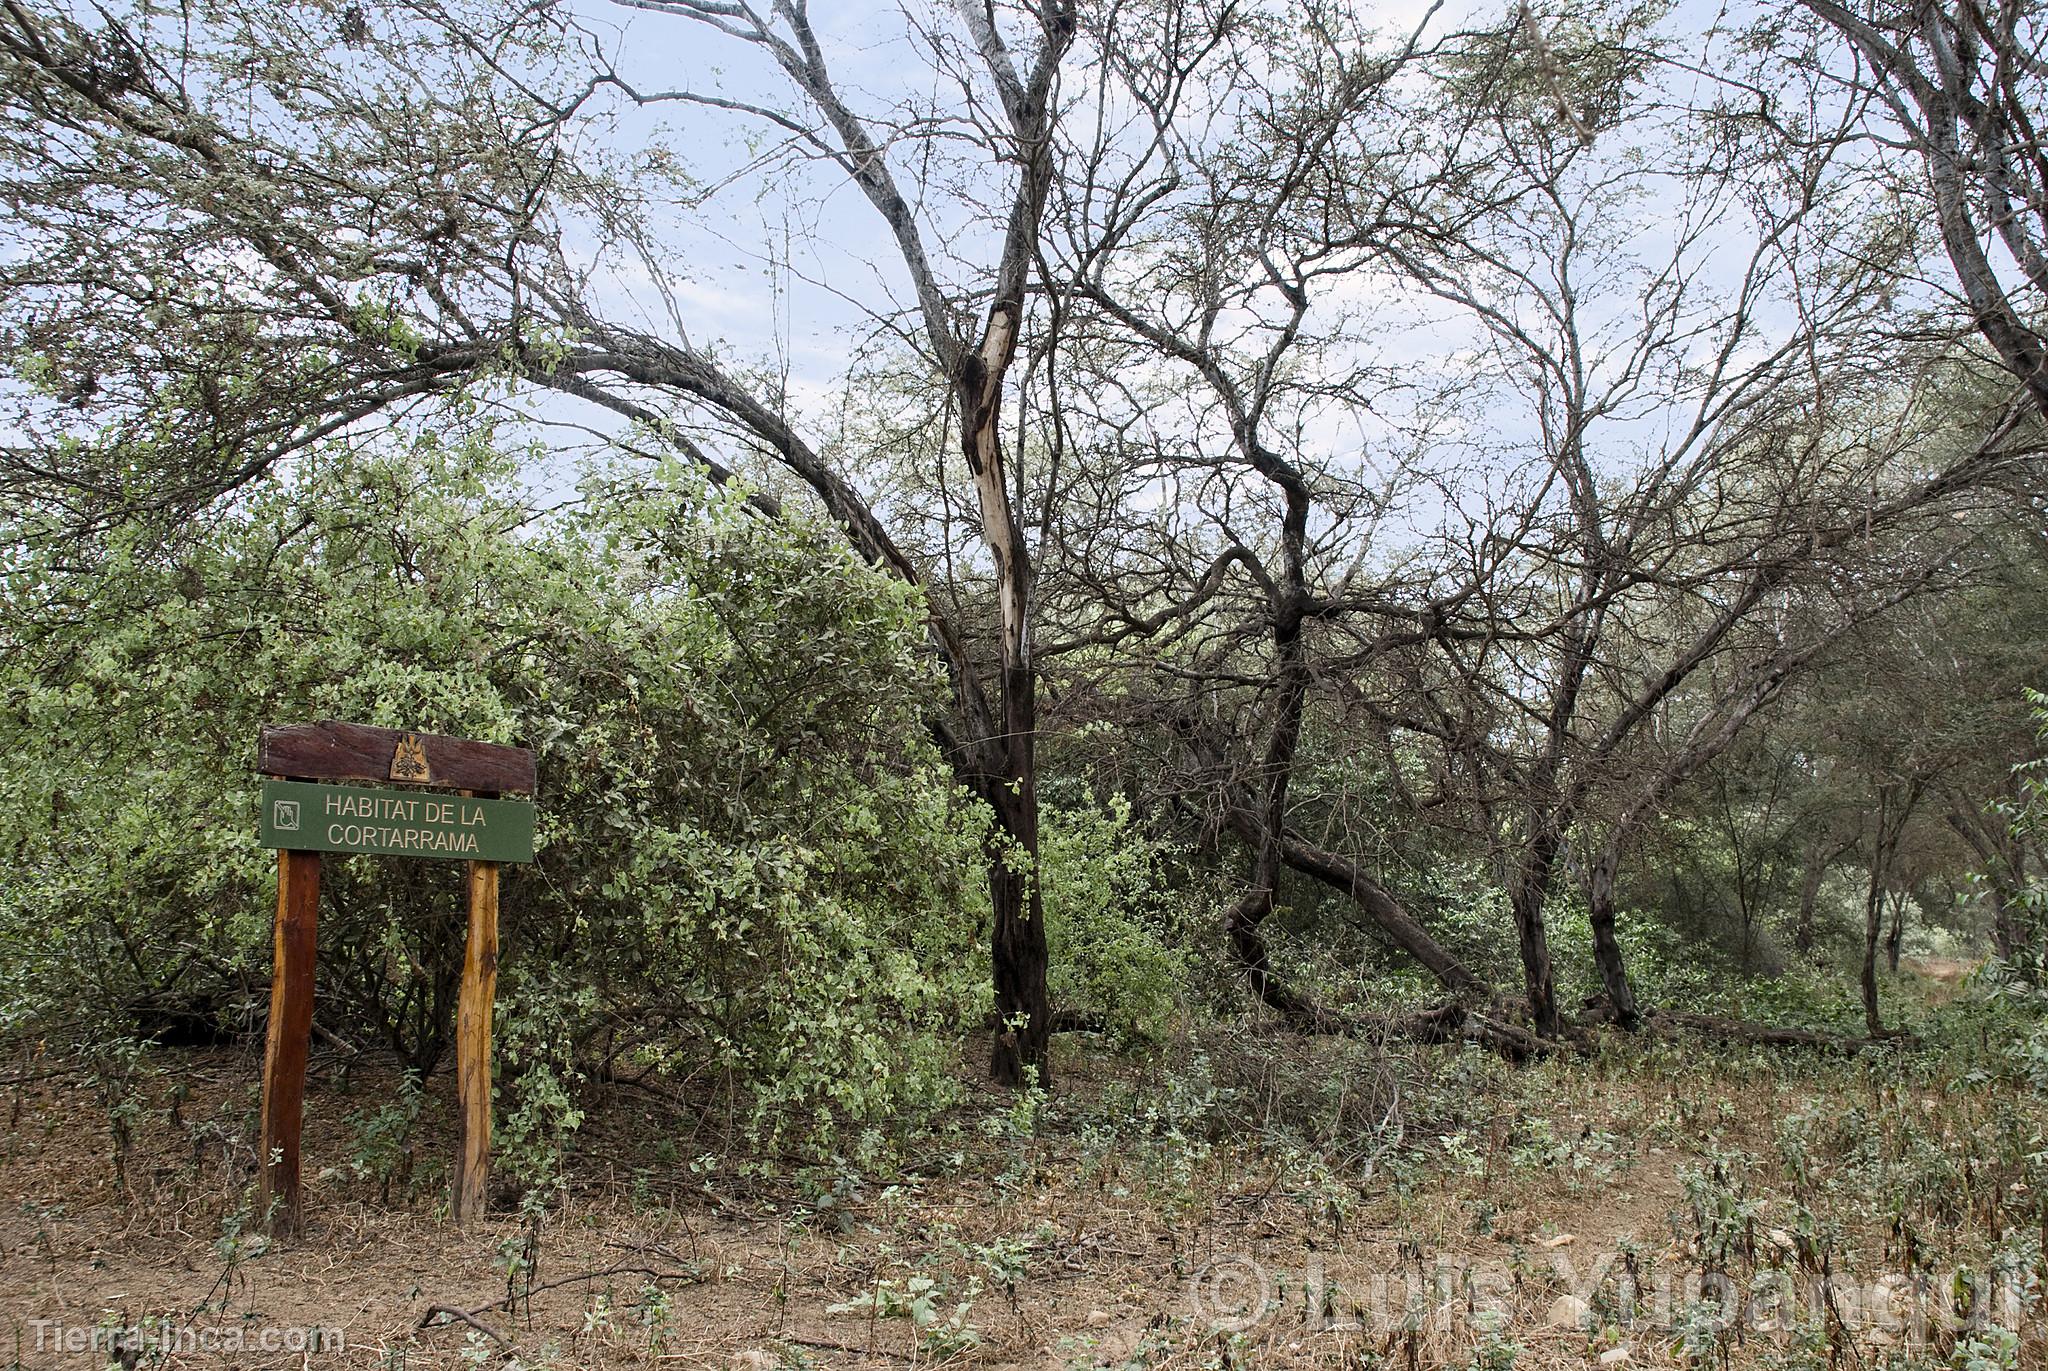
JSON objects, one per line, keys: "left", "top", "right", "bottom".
{"left": 1642, "top": 1009, "right": 1884, "bottom": 1052}
{"left": 417, "top": 1242, "right": 700, "bottom": 1338}
{"left": 416, "top": 1304, "right": 510, "bottom": 1345}
{"left": 1234, "top": 985, "right": 1564, "bottom": 1061}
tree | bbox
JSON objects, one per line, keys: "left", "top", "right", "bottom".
{"left": 1330, "top": 0, "right": 1983, "bottom": 1035}
{"left": 0, "top": 0, "right": 1078, "bottom": 1084}
{"left": 1037, "top": 0, "right": 1495, "bottom": 1026}
{"left": 1797, "top": 0, "right": 2048, "bottom": 417}
{"left": 1774, "top": 528, "right": 2048, "bottom": 1010}
{"left": 599, "top": 0, "right": 1078, "bottom": 1085}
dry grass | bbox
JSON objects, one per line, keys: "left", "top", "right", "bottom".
{"left": 0, "top": 1021, "right": 2040, "bottom": 1370}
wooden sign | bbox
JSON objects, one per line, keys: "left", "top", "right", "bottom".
{"left": 254, "top": 722, "right": 535, "bottom": 1236}
{"left": 258, "top": 721, "right": 537, "bottom": 794}
{"left": 259, "top": 780, "right": 535, "bottom": 863}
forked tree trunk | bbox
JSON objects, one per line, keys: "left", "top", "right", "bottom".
{"left": 1798, "top": 2, "right": 2048, "bottom": 421}
{"left": 1225, "top": 488, "right": 1314, "bottom": 1020}
{"left": 1860, "top": 781, "right": 1920, "bottom": 1037}
{"left": 960, "top": 301, "right": 1053, "bottom": 1089}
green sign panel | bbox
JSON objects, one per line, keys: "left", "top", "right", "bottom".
{"left": 259, "top": 780, "right": 535, "bottom": 863}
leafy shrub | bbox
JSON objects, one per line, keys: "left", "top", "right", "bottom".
{"left": 1999, "top": 688, "right": 2048, "bottom": 985}
{"left": 1038, "top": 794, "right": 1190, "bottom": 1049}
{"left": 1409, "top": 859, "right": 1717, "bottom": 1013}
{"left": 0, "top": 434, "right": 989, "bottom": 1163}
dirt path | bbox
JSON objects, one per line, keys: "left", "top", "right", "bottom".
{"left": 0, "top": 1050, "right": 1713, "bottom": 1369}
{"left": 3, "top": 1042, "right": 2032, "bottom": 1369}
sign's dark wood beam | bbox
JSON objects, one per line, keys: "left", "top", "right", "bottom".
{"left": 258, "top": 720, "right": 537, "bottom": 795}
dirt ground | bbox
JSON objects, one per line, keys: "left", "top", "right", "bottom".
{"left": 0, "top": 1037, "right": 2036, "bottom": 1370}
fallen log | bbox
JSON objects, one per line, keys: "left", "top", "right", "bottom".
{"left": 1463, "top": 1009, "right": 1562, "bottom": 1060}
{"left": 1229, "top": 983, "right": 1566, "bottom": 1061}
{"left": 1210, "top": 797, "right": 1488, "bottom": 997}
{"left": 1267, "top": 823, "right": 1491, "bottom": 997}
{"left": 1642, "top": 1009, "right": 1880, "bottom": 1052}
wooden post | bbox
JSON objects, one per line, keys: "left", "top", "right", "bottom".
{"left": 255, "top": 723, "right": 535, "bottom": 1231}
{"left": 452, "top": 857, "right": 499, "bottom": 1224}
{"left": 258, "top": 848, "right": 320, "bottom": 1236}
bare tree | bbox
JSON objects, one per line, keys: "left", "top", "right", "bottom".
{"left": 1798, "top": 0, "right": 2048, "bottom": 416}
{"left": 1033, "top": 1, "right": 1509, "bottom": 1027}
{"left": 1309, "top": 1, "right": 2041, "bottom": 1036}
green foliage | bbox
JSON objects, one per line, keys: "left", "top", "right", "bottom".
{"left": 1464, "top": 1310, "right": 1521, "bottom": 1371}
{"left": 1687, "top": 967, "right": 1868, "bottom": 1035}
{"left": 1413, "top": 859, "right": 1717, "bottom": 1012}
{"left": 0, "top": 434, "right": 990, "bottom": 1165}
{"left": 342, "top": 1070, "right": 425, "bottom": 1202}
{"left": 1550, "top": 895, "right": 1719, "bottom": 1012}
{"left": 828, "top": 1273, "right": 983, "bottom": 1358}
{"left": 2001, "top": 689, "right": 2048, "bottom": 984}
{"left": 1039, "top": 795, "right": 1191, "bottom": 1049}
{"left": 495, "top": 982, "right": 588, "bottom": 1193}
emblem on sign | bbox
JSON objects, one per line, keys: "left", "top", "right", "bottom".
{"left": 390, "top": 734, "right": 432, "bottom": 782}
{"left": 273, "top": 799, "right": 301, "bottom": 832}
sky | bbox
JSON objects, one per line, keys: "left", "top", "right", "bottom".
{"left": 369, "top": 0, "right": 1965, "bottom": 578}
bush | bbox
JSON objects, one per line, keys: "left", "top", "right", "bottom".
{"left": 1038, "top": 794, "right": 1191, "bottom": 1049}
{"left": 0, "top": 434, "right": 990, "bottom": 1162}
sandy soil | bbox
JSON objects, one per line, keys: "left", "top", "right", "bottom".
{"left": 0, "top": 1041, "right": 2027, "bottom": 1370}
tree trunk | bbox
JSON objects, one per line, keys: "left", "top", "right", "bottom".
{"left": 1800, "top": 1, "right": 2048, "bottom": 420}
{"left": 1794, "top": 838, "right": 1829, "bottom": 957}
{"left": 1884, "top": 890, "right": 1905, "bottom": 974}
{"left": 1861, "top": 871, "right": 1886, "bottom": 1038}
{"left": 1508, "top": 826, "right": 1565, "bottom": 1039}
{"left": 1586, "top": 854, "right": 1640, "bottom": 1029}
{"left": 1989, "top": 883, "right": 2016, "bottom": 960}
{"left": 960, "top": 303, "right": 1052, "bottom": 1089}
{"left": 1223, "top": 486, "right": 1314, "bottom": 1021}
{"left": 1726, "top": 792, "right": 1758, "bottom": 974}
{"left": 1916, "top": 53, "right": 2048, "bottom": 420}
{"left": 1859, "top": 782, "right": 1919, "bottom": 1037}
{"left": 1943, "top": 809, "right": 2029, "bottom": 962}
{"left": 1511, "top": 887, "right": 1561, "bottom": 1039}
{"left": 986, "top": 778, "right": 1050, "bottom": 1087}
